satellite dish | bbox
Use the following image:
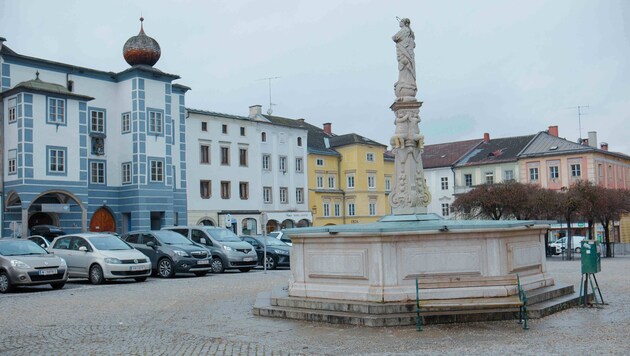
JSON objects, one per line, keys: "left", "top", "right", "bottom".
{"left": 267, "top": 108, "right": 273, "bottom": 115}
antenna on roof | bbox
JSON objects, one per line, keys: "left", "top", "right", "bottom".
{"left": 566, "top": 105, "right": 589, "bottom": 142}
{"left": 257, "top": 76, "right": 281, "bottom": 115}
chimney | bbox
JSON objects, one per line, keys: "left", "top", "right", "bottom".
{"left": 0, "top": 37, "right": 5, "bottom": 53}
{"left": 297, "top": 118, "right": 305, "bottom": 123}
{"left": 587, "top": 131, "right": 597, "bottom": 148}
{"left": 548, "top": 125, "right": 559, "bottom": 137}
{"left": 483, "top": 132, "right": 490, "bottom": 143}
{"left": 600, "top": 142, "right": 609, "bottom": 151}
{"left": 248, "top": 105, "right": 262, "bottom": 118}
{"left": 323, "top": 122, "right": 332, "bottom": 135}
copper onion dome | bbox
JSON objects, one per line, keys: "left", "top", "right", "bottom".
{"left": 123, "top": 17, "right": 161, "bottom": 66}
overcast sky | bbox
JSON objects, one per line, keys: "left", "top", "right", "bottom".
{"left": 2, "top": 0, "right": 629, "bottom": 154}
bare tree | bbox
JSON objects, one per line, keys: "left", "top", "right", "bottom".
{"left": 593, "top": 187, "right": 630, "bottom": 257}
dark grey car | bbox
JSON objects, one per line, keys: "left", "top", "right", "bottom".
{"left": 121, "top": 230, "right": 212, "bottom": 278}
{"left": 0, "top": 239, "right": 68, "bottom": 293}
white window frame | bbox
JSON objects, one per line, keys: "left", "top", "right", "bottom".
{"left": 263, "top": 187, "right": 272, "bottom": 203}
{"left": 442, "top": 203, "right": 450, "bottom": 217}
{"left": 367, "top": 174, "right": 376, "bottom": 190}
{"left": 334, "top": 203, "right": 341, "bottom": 217}
{"left": 121, "top": 112, "right": 131, "bottom": 133}
{"left": 48, "top": 98, "right": 65, "bottom": 124}
{"left": 316, "top": 175, "right": 324, "bottom": 189}
{"left": 8, "top": 98, "right": 17, "bottom": 124}
{"left": 485, "top": 172, "right": 494, "bottom": 185}
{"left": 8, "top": 149, "right": 17, "bottom": 175}
{"left": 347, "top": 174, "right": 355, "bottom": 189}
{"left": 441, "top": 177, "right": 448, "bottom": 190}
{"left": 90, "top": 161, "right": 105, "bottom": 184}
{"left": 465, "top": 174, "right": 473, "bottom": 187}
{"left": 296, "top": 188, "right": 304, "bottom": 204}
{"left": 279, "top": 156, "right": 287, "bottom": 172}
{"left": 316, "top": 158, "right": 324, "bottom": 166}
{"left": 148, "top": 110, "right": 163, "bottom": 135}
{"left": 91, "top": 110, "right": 105, "bottom": 133}
{"left": 150, "top": 160, "right": 164, "bottom": 182}
{"left": 549, "top": 166, "right": 559, "bottom": 179}
{"left": 369, "top": 202, "right": 376, "bottom": 216}
{"left": 328, "top": 176, "right": 336, "bottom": 189}
{"left": 385, "top": 176, "right": 391, "bottom": 191}
{"left": 323, "top": 202, "right": 330, "bottom": 217}
{"left": 366, "top": 153, "right": 375, "bottom": 162}
{"left": 571, "top": 163, "right": 581, "bottom": 177}
{"left": 348, "top": 203, "right": 356, "bottom": 216}
{"left": 530, "top": 167, "right": 539, "bottom": 181}
{"left": 279, "top": 187, "right": 288, "bottom": 204}
{"left": 122, "top": 162, "right": 132, "bottom": 184}
{"left": 262, "top": 154, "right": 271, "bottom": 171}
{"left": 295, "top": 158, "right": 303, "bottom": 173}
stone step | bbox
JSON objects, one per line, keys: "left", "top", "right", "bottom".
{"left": 253, "top": 284, "right": 584, "bottom": 327}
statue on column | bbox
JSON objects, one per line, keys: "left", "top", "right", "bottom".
{"left": 389, "top": 17, "right": 431, "bottom": 214}
{"left": 393, "top": 18, "right": 417, "bottom": 101}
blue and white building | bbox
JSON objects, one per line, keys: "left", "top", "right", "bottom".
{"left": 0, "top": 19, "right": 189, "bottom": 237}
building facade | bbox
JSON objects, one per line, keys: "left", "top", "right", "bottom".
{"left": 185, "top": 105, "right": 311, "bottom": 235}
{"left": 0, "top": 21, "right": 188, "bottom": 237}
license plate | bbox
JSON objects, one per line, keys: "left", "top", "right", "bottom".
{"left": 243, "top": 257, "right": 253, "bottom": 262}
{"left": 130, "top": 265, "right": 145, "bottom": 271}
{"left": 197, "top": 260, "right": 209, "bottom": 265}
{"left": 39, "top": 269, "right": 57, "bottom": 275}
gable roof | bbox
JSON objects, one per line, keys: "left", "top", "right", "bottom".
{"left": 456, "top": 134, "right": 536, "bottom": 166}
{"left": 328, "top": 134, "right": 386, "bottom": 148}
{"left": 422, "top": 138, "right": 483, "bottom": 169}
{"left": 520, "top": 131, "right": 630, "bottom": 160}
{"left": 262, "top": 115, "right": 340, "bottom": 156}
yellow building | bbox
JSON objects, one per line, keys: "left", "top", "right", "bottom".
{"left": 263, "top": 118, "right": 394, "bottom": 226}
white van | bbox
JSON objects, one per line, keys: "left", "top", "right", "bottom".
{"left": 550, "top": 236, "right": 586, "bottom": 255}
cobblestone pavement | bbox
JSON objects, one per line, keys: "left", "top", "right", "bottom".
{"left": 1, "top": 256, "right": 629, "bottom": 355}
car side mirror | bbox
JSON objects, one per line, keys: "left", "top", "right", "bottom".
{"left": 79, "top": 246, "right": 88, "bottom": 252}
{"left": 41, "top": 244, "right": 47, "bottom": 248}
{"left": 146, "top": 241, "right": 156, "bottom": 248}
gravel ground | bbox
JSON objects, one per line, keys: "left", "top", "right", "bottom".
{"left": 1, "top": 255, "right": 628, "bottom": 355}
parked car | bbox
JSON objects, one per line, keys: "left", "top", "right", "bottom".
{"left": 29, "top": 225, "right": 66, "bottom": 242}
{"left": 163, "top": 226, "right": 258, "bottom": 273}
{"left": 28, "top": 235, "right": 51, "bottom": 250}
{"left": 0, "top": 238, "right": 68, "bottom": 293}
{"left": 121, "top": 230, "right": 212, "bottom": 278}
{"left": 48, "top": 233, "right": 151, "bottom": 284}
{"left": 550, "top": 236, "right": 586, "bottom": 255}
{"left": 240, "top": 235, "right": 290, "bottom": 270}
{"left": 268, "top": 231, "right": 292, "bottom": 246}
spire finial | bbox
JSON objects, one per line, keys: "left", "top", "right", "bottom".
{"left": 35, "top": 70, "right": 40, "bottom": 80}
{"left": 139, "top": 15, "right": 145, "bottom": 33}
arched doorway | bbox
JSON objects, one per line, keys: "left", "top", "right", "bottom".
{"left": 241, "top": 218, "right": 257, "bottom": 235}
{"left": 296, "top": 219, "right": 311, "bottom": 228}
{"left": 28, "top": 212, "right": 54, "bottom": 228}
{"left": 198, "top": 218, "right": 215, "bottom": 226}
{"left": 90, "top": 207, "right": 116, "bottom": 232}
{"left": 266, "top": 219, "right": 280, "bottom": 233}
{"left": 281, "top": 219, "right": 295, "bottom": 230}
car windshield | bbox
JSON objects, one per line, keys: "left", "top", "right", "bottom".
{"left": 268, "top": 232, "right": 280, "bottom": 238}
{"left": 88, "top": 235, "right": 133, "bottom": 250}
{"left": 258, "top": 237, "right": 287, "bottom": 246}
{"left": 204, "top": 228, "right": 241, "bottom": 242}
{"left": 0, "top": 240, "right": 48, "bottom": 256}
{"left": 154, "top": 231, "right": 194, "bottom": 245}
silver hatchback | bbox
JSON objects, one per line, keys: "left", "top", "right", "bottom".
{"left": 49, "top": 233, "right": 151, "bottom": 284}
{"left": 0, "top": 238, "right": 68, "bottom": 293}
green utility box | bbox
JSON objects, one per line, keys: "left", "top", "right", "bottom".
{"left": 581, "top": 240, "right": 601, "bottom": 274}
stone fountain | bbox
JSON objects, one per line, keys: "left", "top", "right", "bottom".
{"left": 254, "top": 18, "right": 578, "bottom": 326}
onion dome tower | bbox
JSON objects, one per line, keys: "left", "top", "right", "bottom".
{"left": 123, "top": 17, "right": 161, "bottom": 66}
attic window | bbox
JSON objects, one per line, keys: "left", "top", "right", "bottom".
{"left": 549, "top": 146, "right": 558, "bottom": 151}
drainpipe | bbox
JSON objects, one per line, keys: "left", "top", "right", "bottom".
{"left": 338, "top": 155, "right": 346, "bottom": 224}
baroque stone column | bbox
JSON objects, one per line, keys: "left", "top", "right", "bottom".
{"left": 388, "top": 18, "right": 431, "bottom": 215}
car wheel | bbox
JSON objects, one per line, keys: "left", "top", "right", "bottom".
{"left": 50, "top": 282, "right": 65, "bottom": 290}
{"left": 0, "top": 271, "right": 13, "bottom": 293}
{"left": 134, "top": 277, "right": 148, "bottom": 282}
{"left": 194, "top": 271, "right": 208, "bottom": 277}
{"left": 239, "top": 268, "right": 251, "bottom": 272}
{"left": 89, "top": 265, "right": 104, "bottom": 285}
{"left": 158, "top": 258, "right": 175, "bottom": 278}
{"left": 211, "top": 257, "right": 225, "bottom": 273}
{"left": 264, "top": 256, "right": 277, "bottom": 270}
